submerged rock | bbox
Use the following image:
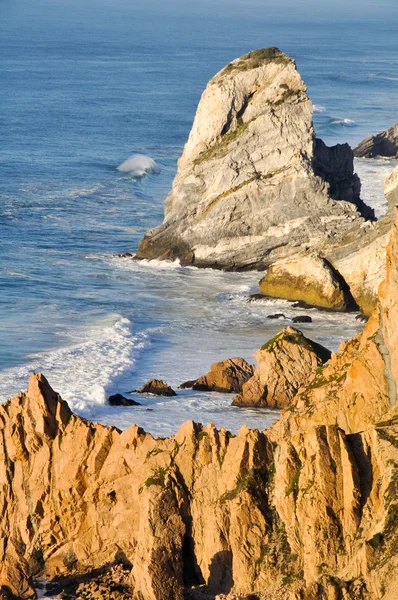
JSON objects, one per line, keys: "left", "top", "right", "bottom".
{"left": 134, "top": 379, "right": 177, "bottom": 397}
{"left": 259, "top": 254, "right": 355, "bottom": 311}
{"left": 136, "top": 47, "right": 370, "bottom": 270}
{"left": 354, "top": 122, "right": 398, "bottom": 158}
{"left": 185, "top": 358, "right": 254, "bottom": 393}
{"left": 233, "top": 327, "right": 331, "bottom": 408}
{"left": 108, "top": 393, "right": 141, "bottom": 406}
{"left": 292, "top": 315, "right": 312, "bottom": 323}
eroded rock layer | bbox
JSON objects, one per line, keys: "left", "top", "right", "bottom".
{"left": 136, "top": 48, "right": 369, "bottom": 270}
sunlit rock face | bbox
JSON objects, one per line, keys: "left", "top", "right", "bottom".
{"left": 2, "top": 216, "right": 398, "bottom": 600}
{"left": 136, "top": 48, "right": 369, "bottom": 270}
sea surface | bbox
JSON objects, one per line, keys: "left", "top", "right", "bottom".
{"left": 1, "top": 0, "right": 398, "bottom": 437}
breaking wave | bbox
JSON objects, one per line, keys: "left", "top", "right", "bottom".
{"left": 116, "top": 154, "right": 161, "bottom": 176}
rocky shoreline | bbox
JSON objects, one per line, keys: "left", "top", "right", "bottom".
{"left": 1, "top": 46, "right": 398, "bottom": 600}
{"left": 1, "top": 208, "right": 398, "bottom": 599}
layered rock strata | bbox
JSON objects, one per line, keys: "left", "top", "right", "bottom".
{"left": 2, "top": 215, "right": 398, "bottom": 598}
{"left": 233, "top": 327, "right": 331, "bottom": 408}
{"left": 136, "top": 48, "right": 370, "bottom": 270}
{"left": 354, "top": 123, "right": 398, "bottom": 158}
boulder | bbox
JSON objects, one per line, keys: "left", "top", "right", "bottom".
{"left": 178, "top": 379, "right": 197, "bottom": 389}
{"left": 233, "top": 327, "right": 331, "bottom": 408}
{"left": 108, "top": 393, "right": 141, "bottom": 407}
{"left": 354, "top": 123, "right": 398, "bottom": 158}
{"left": 136, "top": 48, "right": 370, "bottom": 270}
{"left": 292, "top": 315, "right": 312, "bottom": 323}
{"left": 186, "top": 358, "right": 254, "bottom": 393}
{"left": 259, "top": 254, "right": 355, "bottom": 311}
{"left": 134, "top": 379, "right": 177, "bottom": 397}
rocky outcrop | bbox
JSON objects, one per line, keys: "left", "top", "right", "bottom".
{"left": 182, "top": 358, "right": 254, "bottom": 393}
{"left": 354, "top": 123, "right": 398, "bottom": 158}
{"left": 233, "top": 327, "right": 331, "bottom": 408}
{"left": 259, "top": 254, "right": 355, "bottom": 311}
{"left": 3, "top": 215, "right": 398, "bottom": 598}
{"left": 136, "top": 48, "right": 370, "bottom": 270}
{"left": 133, "top": 379, "right": 176, "bottom": 396}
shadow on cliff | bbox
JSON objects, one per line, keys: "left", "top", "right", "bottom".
{"left": 207, "top": 550, "right": 233, "bottom": 594}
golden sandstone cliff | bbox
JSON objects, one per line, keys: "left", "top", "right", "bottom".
{"left": 2, "top": 218, "right": 398, "bottom": 599}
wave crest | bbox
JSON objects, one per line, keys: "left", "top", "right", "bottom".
{"left": 116, "top": 154, "right": 161, "bottom": 176}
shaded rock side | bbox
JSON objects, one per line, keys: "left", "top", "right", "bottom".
{"left": 259, "top": 254, "right": 354, "bottom": 311}
{"left": 233, "top": 327, "right": 331, "bottom": 408}
{"left": 136, "top": 48, "right": 369, "bottom": 270}
{"left": 184, "top": 358, "right": 254, "bottom": 393}
{"left": 354, "top": 122, "right": 398, "bottom": 158}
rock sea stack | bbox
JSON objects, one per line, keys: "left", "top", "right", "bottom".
{"left": 233, "top": 326, "right": 331, "bottom": 409}
{"left": 354, "top": 122, "right": 398, "bottom": 158}
{"left": 136, "top": 48, "right": 371, "bottom": 270}
{"left": 183, "top": 358, "right": 254, "bottom": 393}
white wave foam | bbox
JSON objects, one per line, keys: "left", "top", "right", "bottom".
{"left": 329, "top": 117, "right": 357, "bottom": 128}
{"left": 355, "top": 157, "right": 397, "bottom": 219}
{"left": 313, "top": 104, "right": 326, "bottom": 113}
{"left": 0, "top": 317, "right": 152, "bottom": 413}
{"left": 116, "top": 154, "right": 161, "bottom": 176}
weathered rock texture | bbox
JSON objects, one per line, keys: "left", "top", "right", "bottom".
{"left": 354, "top": 123, "right": 398, "bottom": 158}
{"left": 233, "top": 327, "right": 331, "bottom": 408}
{"left": 136, "top": 48, "right": 370, "bottom": 270}
{"left": 184, "top": 358, "right": 254, "bottom": 393}
{"left": 259, "top": 254, "right": 355, "bottom": 311}
{"left": 264, "top": 163, "right": 398, "bottom": 315}
{"left": 3, "top": 216, "right": 398, "bottom": 598}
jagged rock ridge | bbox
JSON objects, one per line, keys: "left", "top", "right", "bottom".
{"left": 136, "top": 48, "right": 372, "bottom": 270}
{"left": 354, "top": 123, "right": 398, "bottom": 158}
{"left": 2, "top": 213, "right": 398, "bottom": 598}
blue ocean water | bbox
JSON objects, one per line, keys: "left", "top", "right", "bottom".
{"left": 1, "top": 0, "right": 397, "bottom": 435}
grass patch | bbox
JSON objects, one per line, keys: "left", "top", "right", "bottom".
{"left": 144, "top": 467, "right": 169, "bottom": 489}
{"left": 367, "top": 532, "right": 384, "bottom": 549}
{"left": 145, "top": 447, "right": 165, "bottom": 460}
{"left": 220, "top": 48, "right": 291, "bottom": 77}
{"left": 220, "top": 471, "right": 252, "bottom": 503}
